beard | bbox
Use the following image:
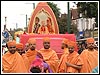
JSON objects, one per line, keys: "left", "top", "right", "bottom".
{"left": 44, "top": 45, "right": 50, "bottom": 49}
{"left": 88, "top": 46, "right": 94, "bottom": 50}
{"left": 69, "top": 50, "right": 74, "bottom": 53}
{"left": 9, "top": 50, "right": 16, "bottom": 54}
{"left": 30, "top": 46, "right": 35, "bottom": 50}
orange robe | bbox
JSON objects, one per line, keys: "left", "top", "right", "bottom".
{"left": 38, "top": 48, "right": 59, "bottom": 73}
{"left": 2, "top": 51, "right": 28, "bottom": 73}
{"left": 25, "top": 49, "right": 37, "bottom": 66}
{"left": 47, "top": 24, "right": 54, "bottom": 34}
{"left": 66, "top": 51, "right": 83, "bottom": 73}
{"left": 58, "top": 51, "right": 83, "bottom": 73}
{"left": 21, "top": 54, "right": 30, "bottom": 72}
{"left": 38, "top": 26, "right": 49, "bottom": 34}
{"left": 57, "top": 48, "right": 69, "bottom": 73}
{"left": 79, "top": 49, "right": 98, "bottom": 73}
{"left": 63, "top": 48, "right": 69, "bottom": 55}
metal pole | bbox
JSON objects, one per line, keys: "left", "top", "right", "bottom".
{"left": 26, "top": 14, "right": 27, "bottom": 28}
{"left": 33, "top": 3, "right": 35, "bottom": 9}
{"left": 67, "top": 2, "right": 71, "bottom": 33}
{"left": 16, "top": 23, "right": 18, "bottom": 29}
{"left": 4, "top": 17, "right": 7, "bottom": 30}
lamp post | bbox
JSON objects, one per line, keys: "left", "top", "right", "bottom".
{"left": 4, "top": 17, "right": 7, "bottom": 30}
{"left": 20, "top": 14, "right": 28, "bottom": 29}
{"left": 67, "top": 2, "right": 71, "bottom": 34}
{"left": 26, "top": 14, "right": 27, "bottom": 28}
{"left": 25, "top": 3, "right": 35, "bottom": 9}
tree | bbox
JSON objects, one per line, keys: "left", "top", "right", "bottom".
{"left": 77, "top": 2, "right": 98, "bottom": 27}
{"left": 47, "top": 2, "right": 61, "bottom": 19}
{"left": 47, "top": 2, "right": 68, "bottom": 34}
{"left": 58, "top": 16, "right": 68, "bottom": 34}
{"left": 47, "top": 2, "right": 65, "bottom": 33}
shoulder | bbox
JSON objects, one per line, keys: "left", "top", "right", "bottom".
{"left": 50, "top": 49, "right": 57, "bottom": 54}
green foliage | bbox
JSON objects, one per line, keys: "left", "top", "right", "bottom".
{"left": 47, "top": 2, "right": 61, "bottom": 19}
{"left": 47, "top": 2, "right": 78, "bottom": 34}
{"left": 77, "top": 2, "right": 98, "bottom": 27}
{"left": 58, "top": 17, "right": 68, "bottom": 34}
{"left": 47, "top": 2, "right": 67, "bottom": 34}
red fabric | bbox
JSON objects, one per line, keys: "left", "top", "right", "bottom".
{"left": 20, "top": 34, "right": 78, "bottom": 59}
{"left": 31, "top": 58, "right": 43, "bottom": 68}
{"left": 41, "top": 26, "right": 46, "bottom": 31}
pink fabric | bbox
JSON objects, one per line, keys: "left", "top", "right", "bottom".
{"left": 30, "top": 58, "right": 43, "bottom": 68}
{"left": 20, "top": 34, "right": 77, "bottom": 59}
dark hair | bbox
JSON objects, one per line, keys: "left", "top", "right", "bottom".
{"left": 65, "top": 44, "right": 68, "bottom": 48}
{"left": 30, "top": 67, "right": 41, "bottom": 73}
{"left": 35, "top": 17, "right": 40, "bottom": 22}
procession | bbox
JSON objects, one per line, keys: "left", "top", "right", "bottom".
{"left": 1, "top": 1, "right": 98, "bottom": 74}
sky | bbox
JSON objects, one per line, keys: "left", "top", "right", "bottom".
{"left": 1, "top": 1, "right": 78, "bottom": 32}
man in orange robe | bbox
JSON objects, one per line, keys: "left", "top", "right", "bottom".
{"left": 57, "top": 38, "right": 69, "bottom": 73}
{"left": 25, "top": 38, "right": 38, "bottom": 66}
{"left": 79, "top": 37, "right": 98, "bottom": 73}
{"left": 16, "top": 43, "right": 30, "bottom": 72}
{"left": 2, "top": 40, "right": 28, "bottom": 73}
{"left": 65, "top": 41, "right": 83, "bottom": 73}
{"left": 57, "top": 40, "right": 83, "bottom": 73}
{"left": 38, "top": 37, "right": 59, "bottom": 73}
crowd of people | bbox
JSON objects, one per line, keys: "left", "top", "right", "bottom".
{"left": 2, "top": 37, "right": 98, "bottom": 73}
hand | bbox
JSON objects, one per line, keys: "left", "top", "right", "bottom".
{"left": 66, "top": 62, "right": 72, "bottom": 67}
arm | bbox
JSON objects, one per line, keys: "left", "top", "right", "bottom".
{"left": 66, "top": 62, "right": 82, "bottom": 70}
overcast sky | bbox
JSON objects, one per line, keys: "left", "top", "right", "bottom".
{"left": 1, "top": 1, "right": 78, "bottom": 31}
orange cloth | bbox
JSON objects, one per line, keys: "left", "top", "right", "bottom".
{"left": 25, "top": 49, "right": 38, "bottom": 66}
{"left": 43, "top": 37, "right": 50, "bottom": 42}
{"left": 86, "top": 37, "right": 95, "bottom": 43}
{"left": 38, "top": 48, "right": 59, "bottom": 73}
{"left": 38, "top": 26, "right": 49, "bottom": 34}
{"left": 57, "top": 51, "right": 83, "bottom": 73}
{"left": 57, "top": 53, "right": 68, "bottom": 73}
{"left": 27, "top": 38, "right": 36, "bottom": 44}
{"left": 68, "top": 41, "right": 75, "bottom": 47}
{"left": 63, "top": 48, "right": 69, "bottom": 54}
{"left": 57, "top": 38, "right": 69, "bottom": 73}
{"left": 79, "top": 49, "right": 98, "bottom": 73}
{"left": 7, "top": 40, "right": 16, "bottom": 47}
{"left": 16, "top": 43, "right": 23, "bottom": 49}
{"left": 62, "top": 38, "right": 69, "bottom": 45}
{"left": 66, "top": 51, "right": 83, "bottom": 73}
{"left": 2, "top": 51, "right": 28, "bottom": 73}
{"left": 21, "top": 54, "right": 30, "bottom": 72}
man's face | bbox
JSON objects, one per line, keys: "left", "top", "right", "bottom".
{"left": 8, "top": 46, "right": 16, "bottom": 54}
{"left": 68, "top": 46, "right": 74, "bottom": 53}
{"left": 29, "top": 43, "right": 36, "bottom": 50}
{"left": 16, "top": 48, "right": 23, "bottom": 55}
{"left": 43, "top": 42, "right": 50, "bottom": 49}
{"left": 35, "top": 18, "right": 39, "bottom": 24}
{"left": 87, "top": 43, "right": 94, "bottom": 50}
{"left": 25, "top": 44, "right": 29, "bottom": 51}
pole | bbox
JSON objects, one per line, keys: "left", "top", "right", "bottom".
{"left": 16, "top": 23, "right": 18, "bottom": 29}
{"left": 67, "top": 2, "right": 71, "bottom": 34}
{"left": 4, "top": 17, "right": 7, "bottom": 30}
{"left": 33, "top": 3, "right": 35, "bottom": 9}
{"left": 26, "top": 14, "right": 27, "bottom": 28}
